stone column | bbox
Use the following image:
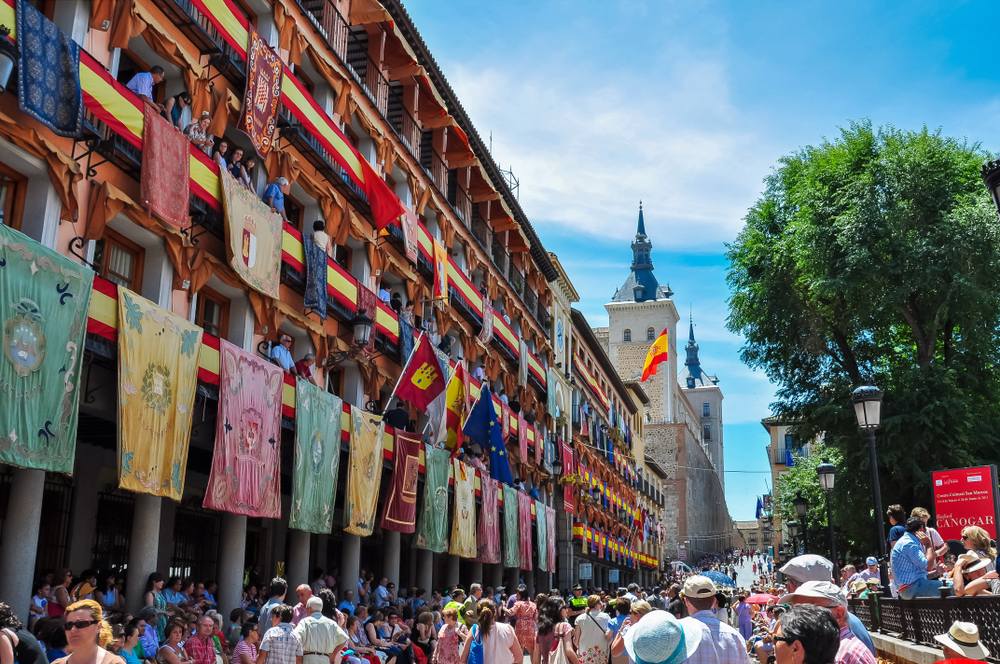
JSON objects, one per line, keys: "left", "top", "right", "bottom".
{"left": 287, "top": 529, "right": 311, "bottom": 590}
{"left": 505, "top": 567, "right": 519, "bottom": 592}
{"left": 218, "top": 515, "right": 246, "bottom": 626}
{"left": 382, "top": 531, "right": 401, "bottom": 588}
{"left": 315, "top": 536, "right": 328, "bottom": 576}
{"left": 490, "top": 564, "right": 503, "bottom": 591}
{"left": 417, "top": 549, "right": 434, "bottom": 593}
{"left": 445, "top": 555, "right": 460, "bottom": 588}
{"left": 66, "top": 468, "right": 99, "bottom": 572}
{"left": 157, "top": 500, "right": 177, "bottom": 573}
{"left": 469, "top": 561, "right": 483, "bottom": 586}
{"left": 340, "top": 535, "right": 361, "bottom": 597}
{"left": 0, "top": 469, "right": 45, "bottom": 622}
{"left": 126, "top": 494, "right": 162, "bottom": 611}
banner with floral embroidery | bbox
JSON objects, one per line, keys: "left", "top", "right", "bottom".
{"left": 477, "top": 475, "right": 501, "bottom": 564}
{"left": 449, "top": 459, "right": 477, "bottom": 558}
{"left": 535, "top": 498, "right": 548, "bottom": 572}
{"left": 203, "top": 340, "right": 283, "bottom": 518}
{"left": 289, "top": 378, "right": 343, "bottom": 533}
{"left": 415, "top": 444, "right": 451, "bottom": 553}
{"left": 117, "top": 289, "right": 202, "bottom": 499}
{"left": 0, "top": 223, "right": 92, "bottom": 473}
{"left": 518, "top": 490, "right": 534, "bottom": 571}
{"left": 502, "top": 484, "right": 520, "bottom": 569}
{"left": 546, "top": 506, "right": 557, "bottom": 572}
{"left": 343, "top": 406, "right": 384, "bottom": 536}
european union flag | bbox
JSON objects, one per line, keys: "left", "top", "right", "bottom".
{"left": 755, "top": 496, "right": 764, "bottom": 519}
{"left": 462, "top": 384, "right": 514, "bottom": 486}
{"left": 785, "top": 448, "right": 795, "bottom": 467}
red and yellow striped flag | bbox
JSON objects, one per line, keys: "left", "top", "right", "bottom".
{"left": 641, "top": 328, "right": 669, "bottom": 381}
{"left": 440, "top": 361, "right": 467, "bottom": 453}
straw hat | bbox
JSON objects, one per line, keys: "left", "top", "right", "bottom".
{"left": 934, "top": 621, "right": 990, "bottom": 660}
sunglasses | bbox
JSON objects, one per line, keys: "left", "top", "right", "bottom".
{"left": 773, "top": 636, "right": 797, "bottom": 645}
{"left": 65, "top": 620, "right": 99, "bottom": 631}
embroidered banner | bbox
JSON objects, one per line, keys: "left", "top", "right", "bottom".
{"left": 502, "top": 484, "right": 519, "bottom": 568}
{"left": 449, "top": 459, "right": 477, "bottom": 559}
{"left": 477, "top": 301, "right": 493, "bottom": 344}
{"left": 518, "top": 338, "right": 529, "bottom": 387}
{"left": 401, "top": 208, "right": 419, "bottom": 264}
{"left": 415, "top": 444, "right": 451, "bottom": 553}
{"left": 547, "top": 368, "right": 559, "bottom": 421}
{"left": 380, "top": 430, "right": 421, "bottom": 533}
{"left": 535, "top": 424, "right": 544, "bottom": 466}
{"left": 0, "top": 223, "right": 92, "bottom": 472}
{"left": 432, "top": 239, "right": 448, "bottom": 304}
{"left": 302, "top": 236, "right": 328, "bottom": 320}
{"left": 562, "top": 442, "right": 575, "bottom": 515}
{"left": 535, "top": 498, "right": 548, "bottom": 572}
{"left": 220, "top": 169, "right": 282, "bottom": 298}
{"left": 477, "top": 475, "right": 500, "bottom": 564}
{"left": 546, "top": 506, "right": 557, "bottom": 572}
{"left": 204, "top": 340, "right": 283, "bottom": 518}
{"left": 518, "top": 490, "right": 533, "bottom": 571}
{"left": 343, "top": 406, "right": 384, "bottom": 536}
{"left": 16, "top": 0, "right": 82, "bottom": 137}
{"left": 517, "top": 411, "right": 528, "bottom": 463}
{"left": 141, "top": 102, "right": 189, "bottom": 229}
{"left": 241, "top": 27, "right": 283, "bottom": 158}
{"left": 117, "top": 289, "right": 201, "bottom": 499}
{"left": 289, "top": 379, "right": 342, "bottom": 533}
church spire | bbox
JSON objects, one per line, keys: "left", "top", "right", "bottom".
{"left": 611, "top": 203, "right": 670, "bottom": 302}
{"left": 685, "top": 313, "right": 702, "bottom": 380}
{"left": 637, "top": 200, "right": 646, "bottom": 236}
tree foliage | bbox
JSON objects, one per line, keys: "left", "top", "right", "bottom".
{"left": 727, "top": 122, "right": 1000, "bottom": 552}
{"left": 773, "top": 444, "right": 845, "bottom": 560}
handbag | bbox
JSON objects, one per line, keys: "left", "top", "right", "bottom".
{"left": 549, "top": 625, "right": 570, "bottom": 664}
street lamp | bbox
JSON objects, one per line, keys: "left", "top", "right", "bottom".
{"left": 787, "top": 520, "right": 800, "bottom": 555}
{"left": 852, "top": 384, "right": 888, "bottom": 593}
{"left": 817, "top": 460, "right": 838, "bottom": 577}
{"left": 793, "top": 492, "right": 809, "bottom": 553}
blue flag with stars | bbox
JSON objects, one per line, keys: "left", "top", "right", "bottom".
{"left": 462, "top": 384, "right": 514, "bottom": 486}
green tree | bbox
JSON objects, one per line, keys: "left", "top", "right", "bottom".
{"left": 773, "top": 444, "right": 844, "bottom": 560}
{"left": 728, "top": 122, "right": 1000, "bottom": 553}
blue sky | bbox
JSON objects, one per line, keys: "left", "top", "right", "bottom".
{"left": 404, "top": 1, "right": 1000, "bottom": 519}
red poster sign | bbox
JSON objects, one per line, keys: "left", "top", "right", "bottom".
{"left": 931, "top": 465, "right": 999, "bottom": 540}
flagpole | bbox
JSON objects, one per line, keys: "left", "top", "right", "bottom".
{"left": 383, "top": 331, "right": 425, "bottom": 416}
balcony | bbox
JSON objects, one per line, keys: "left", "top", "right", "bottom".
{"left": 420, "top": 133, "right": 447, "bottom": 193}
{"left": 297, "top": 0, "right": 350, "bottom": 62}
{"left": 387, "top": 86, "right": 420, "bottom": 162}
{"left": 76, "top": 110, "right": 142, "bottom": 176}
{"left": 509, "top": 267, "right": 524, "bottom": 296}
{"left": 447, "top": 171, "right": 471, "bottom": 226}
{"left": 470, "top": 210, "right": 490, "bottom": 253}
{"left": 154, "top": 0, "right": 243, "bottom": 87}
{"left": 278, "top": 108, "right": 369, "bottom": 206}
{"left": 491, "top": 240, "right": 509, "bottom": 277}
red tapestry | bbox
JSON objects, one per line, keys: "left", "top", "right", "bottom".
{"left": 562, "top": 441, "right": 575, "bottom": 514}
{"left": 241, "top": 28, "right": 283, "bottom": 159}
{"left": 380, "top": 431, "right": 421, "bottom": 533}
{"left": 140, "top": 101, "right": 189, "bottom": 229}
{"left": 477, "top": 475, "right": 501, "bottom": 564}
{"left": 357, "top": 285, "right": 378, "bottom": 353}
{"left": 546, "top": 506, "right": 557, "bottom": 571}
{"left": 535, "top": 424, "right": 544, "bottom": 466}
{"left": 501, "top": 401, "right": 511, "bottom": 440}
{"left": 401, "top": 208, "right": 419, "bottom": 263}
{"left": 517, "top": 490, "right": 533, "bottom": 571}
{"left": 203, "top": 340, "right": 283, "bottom": 518}
{"left": 517, "top": 411, "right": 528, "bottom": 463}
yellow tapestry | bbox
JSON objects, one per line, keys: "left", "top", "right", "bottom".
{"left": 343, "top": 406, "right": 384, "bottom": 536}
{"left": 220, "top": 168, "right": 282, "bottom": 298}
{"left": 449, "top": 459, "right": 477, "bottom": 558}
{"left": 117, "top": 289, "right": 203, "bottom": 500}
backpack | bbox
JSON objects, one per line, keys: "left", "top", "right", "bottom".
{"left": 467, "top": 624, "right": 483, "bottom": 664}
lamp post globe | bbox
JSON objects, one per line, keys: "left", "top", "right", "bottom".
{"left": 817, "top": 460, "right": 838, "bottom": 576}
{"left": 852, "top": 384, "right": 889, "bottom": 594}
{"left": 817, "top": 462, "right": 836, "bottom": 492}
{"left": 351, "top": 311, "right": 374, "bottom": 347}
{"left": 851, "top": 385, "right": 883, "bottom": 429}
{"left": 794, "top": 492, "right": 809, "bottom": 552}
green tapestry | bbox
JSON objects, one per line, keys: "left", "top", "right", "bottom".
{"left": 0, "top": 223, "right": 92, "bottom": 473}
{"left": 535, "top": 498, "right": 548, "bottom": 572}
{"left": 502, "top": 484, "right": 520, "bottom": 568}
{"left": 289, "top": 379, "right": 343, "bottom": 533}
{"left": 415, "top": 444, "right": 450, "bottom": 553}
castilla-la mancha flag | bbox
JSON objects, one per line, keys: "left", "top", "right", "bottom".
{"left": 390, "top": 332, "right": 446, "bottom": 411}
{"left": 641, "top": 328, "right": 669, "bottom": 382}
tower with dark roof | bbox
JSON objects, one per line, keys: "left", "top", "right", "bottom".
{"left": 612, "top": 203, "right": 672, "bottom": 303}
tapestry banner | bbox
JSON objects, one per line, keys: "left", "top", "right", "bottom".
{"left": 546, "top": 506, "right": 557, "bottom": 572}
{"left": 240, "top": 27, "right": 283, "bottom": 158}
{"left": 302, "top": 237, "right": 328, "bottom": 320}
{"left": 477, "top": 475, "right": 501, "bottom": 564}
{"left": 502, "top": 484, "right": 520, "bottom": 569}
{"left": 16, "top": 0, "right": 82, "bottom": 137}
{"left": 221, "top": 169, "right": 282, "bottom": 298}
{"left": 535, "top": 498, "right": 548, "bottom": 572}
{"left": 117, "top": 289, "right": 201, "bottom": 500}
{"left": 432, "top": 239, "right": 448, "bottom": 304}
{"left": 517, "top": 411, "right": 528, "bottom": 463}
{"left": 450, "top": 459, "right": 477, "bottom": 558}
{"left": 203, "top": 340, "right": 283, "bottom": 518}
{"left": 380, "top": 430, "right": 421, "bottom": 533}
{"left": 343, "top": 406, "right": 384, "bottom": 536}
{"left": 289, "top": 379, "right": 342, "bottom": 533}
{"left": 141, "top": 102, "right": 189, "bottom": 229}
{"left": 518, "top": 490, "right": 534, "bottom": 571}
{"left": 415, "top": 444, "right": 451, "bottom": 552}
{"left": 401, "top": 208, "right": 419, "bottom": 264}
{"left": 477, "top": 302, "right": 493, "bottom": 344}
{"left": 0, "top": 223, "right": 92, "bottom": 472}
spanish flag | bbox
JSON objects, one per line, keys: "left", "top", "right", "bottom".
{"left": 440, "top": 361, "right": 467, "bottom": 454}
{"left": 641, "top": 328, "right": 669, "bottom": 381}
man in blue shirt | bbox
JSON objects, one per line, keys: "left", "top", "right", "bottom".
{"left": 891, "top": 517, "right": 940, "bottom": 599}
{"left": 270, "top": 333, "right": 295, "bottom": 372}
{"left": 337, "top": 590, "right": 357, "bottom": 617}
{"left": 263, "top": 176, "right": 290, "bottom": 221}
{"left": 125, "top": 66, "right": 165, "bottom": 106}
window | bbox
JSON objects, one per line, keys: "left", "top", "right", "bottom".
{"left": 623, "top": 329, "right": 631, "bottom": 342}
{"left": 703, "top": 424, "right": 712, "bottom": 442}
{"left": 95, "top": 229, "right": 144, "bottom": 291}
{"left": 195, "top": 287, "right": 230, "bottom": 338}
{"left": 647, "top": 327, "right": 656, "bottom": 341}
{"left": 0, "top": 162, "right": 27, "bottom": 230}
{"left": 702, "top": 402, "right": 710, "bottom": 417}
{"left": 284, "top": 194, "right": 304, "bottom": 229}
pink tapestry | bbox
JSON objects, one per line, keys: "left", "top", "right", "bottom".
{"left": 546, "top": 506, "right": 557, "bottom": 571}
{"left": 517, "top": 490, "right": 534, "bottom": 571}
{"left": 141, "top": 101, "right": 189, "bottom": 228}
{"left": 203, "top": 340, "right": 284, "bottom": 518}
{"left": 535, "top": 424, "right": 543, "bottom": 466}
{"left": 501, "top": 401, "right": 511, "bottom": 440}
{"left": 517, "top": 411, "right": 528, "bottom": 463}
{"left": 477, "top": 475, "right": 501, "bottom": 564}
{"left": 401, "top": 208, "right": 419, "bottom": 264}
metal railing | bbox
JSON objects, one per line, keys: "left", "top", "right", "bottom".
{"left": 388, "top": 91, "right": 420, "bottom": 161}
{"left": 448, "top": 173, "right": 472, "bottom": 226}
{"left": 471, "top": 212, "right": 491, "bottom": 252}
{"left": 421, "top": 147, "right": 447, "bottom": 194}
{"left": 297, "top": 0, "right": 350, "bottom": 62}
{"left": 510, "top": 267, "right": 525, "bottom": 296}
{"left": 849, "top": 596, "right": 1000, "bottom": 661}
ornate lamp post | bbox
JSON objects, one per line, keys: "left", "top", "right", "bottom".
{"left": 817, "top": 460, "right": 837, "bottom": 577}
{"left": 793, "top": 492, "right": 809, "bottom": 553}
{"left": 787, "top": 520, "right": 800, "bottom": 555}
{"left": 852, "top": 385, "right": 888, "bottom": 592}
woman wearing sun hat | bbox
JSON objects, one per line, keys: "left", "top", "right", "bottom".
{"left": 623, "top": 610, "right": 712, "bottom": 664}
{"left": 935, "top": 621, "right": 990, "bottom": 661}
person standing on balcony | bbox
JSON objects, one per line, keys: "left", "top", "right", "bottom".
{"left": 263, "top": 177, "right": 290, "bottom": 222}
{"left": 185, "top": 112, "right": 214, "bottom": 154}
{"left": 167, "top": 91, "right": 193, "bottom": 129}
{"left": 126, "top": 66, "right": 165, "bottom": 108}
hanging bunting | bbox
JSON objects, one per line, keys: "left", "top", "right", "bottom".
{"left": 449, "top": 459, "right": 477, "bottom": 558}
{"left": 289, "top": 379, "right": 342, "bottom": 533}
{"left": 204, "top": 340, "right": 283, "bottom": 518}
{"left": 0, "top": 223, "right": 92, "bottom": 473}
{"left": 380, "top": 430, "right": 421, "bottom": 533}
{"left": 502, "top": 483, "right": 520, "bottom": 569}
{"left": 117, "top": 289, "right": 201, "bottom": 500}
{"left": 415, "top": 444, "right": 451, "bottom": 552}
{"left": 343, "top": 406, "right": 384, "bottom": 536}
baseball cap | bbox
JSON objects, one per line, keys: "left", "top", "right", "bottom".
{"left": 682, "top": 575, "right": 716, "bottom": 599}
{"left": 865, "top": 556, "right": 878, "bottom": 566}
{"left": 779, "top": 554, "right": 834, "bottom": 583}
{"left": 623, "top": 610, "right": 704, "bottom": 664}
{"left": 778, "top": 580, "right": 847, "bottom": 607}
